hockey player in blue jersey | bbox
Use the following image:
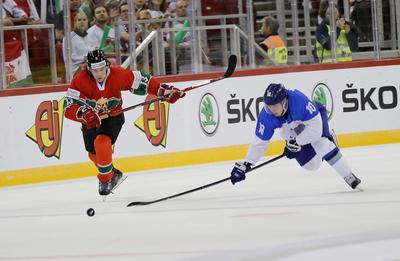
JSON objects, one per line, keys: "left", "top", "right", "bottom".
{"left": 230, "top": 83, "right": 361, "bottom": 189}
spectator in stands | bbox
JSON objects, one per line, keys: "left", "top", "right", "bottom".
{"left": 138, "top": 9, "right": 153, "bottom": 21}
{"left": 318, "top": 0, "right": 329, "bottom": 23}
{"left": 80, "top": 0, "right": 105, "bottom": 24}
{"left": 135, "top": 9, "right": 151, "bottom": 43}
{"left": 118, "top": 1, "right": 129, "bottom": 52}
{"left": 164, "top": 0, "right": 211, "bottom": 72}
{"left": 350, "top": 0, "right": 372, "bottom": 42}
{"left": 259, "top": 16, "right": 288, "bottom": 65}
{"left": 63, "top": 11, "right": 97, "bottom": 72}
{"left": 134, "top": 8, "right": 165, "bottom": 72}
{"left": 50, "top": 0, "right": 82, "bottom": 43}
{"left": 88, "top": 4, "right": 114, "bottom": 48}
{"left": 88, "top": 4, "right": 130, "bottom": 54}
{"left": 315, "top": 6, "right": 358, "bottom": 63}
{"left": 166, "top": 0, "right": 188, "bottom": 16}
{"left": 136, "top": 9, "right": 163, "bottom": 43}
{"left": 134, "top": 0, "right": 148, "bottom": 13}
{"left": 2, "top": 0, "right": 36, "bottom": 25}
{"left": 105, "top": 0, "right": 120, "bottom": 24}
{"left": 119, "top": 1, "right": 129, "bottom": 27}
{"left": 164, "top": 0, "right": 191, "bottom": 72}
{"left": 165, "top": 0, "right": 190, "bottom": 48}
{"left": 148, "top": 0, "right": 168, "bottom": 18}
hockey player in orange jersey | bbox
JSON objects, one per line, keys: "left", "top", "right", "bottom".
{"left": 64, "top": 49, "right": 185, "bottom": 196}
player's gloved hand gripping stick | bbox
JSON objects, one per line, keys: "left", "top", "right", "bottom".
{"left": 126, "top": 153, "right": 284, "bottom": 207}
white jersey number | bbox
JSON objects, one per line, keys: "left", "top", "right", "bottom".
{"left": 305, "top": 102, "right": 316, "bottom": 114}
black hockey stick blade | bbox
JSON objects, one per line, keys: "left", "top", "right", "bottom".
{"left": 224, "top": 55, "right": 237, "bottom": 78}
{"left": 126, "top": 154, "right": 284, "bottom": 207}
{"left": 182, "top": 54, "right": 237, "bottom": 92}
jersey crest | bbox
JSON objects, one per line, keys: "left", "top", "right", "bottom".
{"left": 86, "top": 97, "right": 121, "bottom": 113}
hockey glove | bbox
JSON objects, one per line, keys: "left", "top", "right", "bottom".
{"left": 230, "top": 161, "right": 252, "bottom": 185}
{"left": 286, "top": 139, "right": 301, "bottom": 152}
{"left": 77, "top": 106, "right": 101, "bottom": 129}
{"left": 284, "top": 139, "right": 301, "bottom": 159}
{"left": 158, "top": 84, "right": 186, "bottom": 104}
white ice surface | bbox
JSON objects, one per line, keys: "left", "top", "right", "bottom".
{"left": 1, "top": 143, "right": 400, "bottom": 261}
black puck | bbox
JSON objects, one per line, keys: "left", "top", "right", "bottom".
{"left": 87, "top": 208, "right": 95, "bottom": 217}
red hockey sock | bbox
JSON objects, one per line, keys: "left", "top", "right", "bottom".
{"left": 94, "top": 134, "right": 114, "bottom": 183}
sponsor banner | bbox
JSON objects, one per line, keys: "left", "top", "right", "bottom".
{"left": 1, "top": 64, "right": 400, "bottom": 172}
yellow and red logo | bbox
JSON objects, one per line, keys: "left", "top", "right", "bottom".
{"left": 134, "top": 95, "right": 170, "bottom": 147}
{"left": 26, "top": 99, "right": 64, "bottom": 158}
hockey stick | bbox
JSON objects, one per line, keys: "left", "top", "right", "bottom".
{"left": 106, "top": 55, "right": 237, "bottom": 117}
{"left": 181, "top": 54, "right": 237, "bottom": 92}
{"left": 65, "top": 95, "right": 170, "bottom": 119}
{"left": 126, "top": 153, "right": 284, "bottom": 207}
{"left": 105, "top": 94, "right": 170, "bottom": 117}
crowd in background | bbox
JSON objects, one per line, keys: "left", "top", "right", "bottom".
{"left": 1, "top": 0, "right": 394, "bottom": 88}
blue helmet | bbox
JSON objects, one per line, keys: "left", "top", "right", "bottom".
{"left": 263, "top": 83, "right": 287, "bottom": 105}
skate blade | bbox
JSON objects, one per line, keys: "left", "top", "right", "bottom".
{"left": 111, "top": 175, "right": 127, "bottom": 193}
{"left": 356, "top": 186, "right": 364, "bottom": 192}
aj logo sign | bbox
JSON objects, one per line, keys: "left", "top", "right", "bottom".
{"left": 135, "top": 95, "right": 170, "bottom": 147}
{"left": 26, "top": 99, "right": 64, "bottom": 158}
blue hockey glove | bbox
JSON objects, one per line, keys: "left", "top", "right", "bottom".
{"left": 230, "top": 162, "right": 252, "bottom": 185}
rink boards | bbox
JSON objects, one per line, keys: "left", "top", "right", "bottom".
{"left": 1, "top": 59, "right": 400, "bottom": 186}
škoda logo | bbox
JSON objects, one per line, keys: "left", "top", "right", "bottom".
{"left": 312, "top": 82, "right": 334, "bottom": 120}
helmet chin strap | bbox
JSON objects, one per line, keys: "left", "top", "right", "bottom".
{"left": 280, "top": 98, "right": 288, "bottom": 116}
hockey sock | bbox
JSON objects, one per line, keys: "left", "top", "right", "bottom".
{"left": 94, "top": 134, "right": 114, "bottom": 183}
{"left": 326, "top": 150, "right": 352, "bottom": 178}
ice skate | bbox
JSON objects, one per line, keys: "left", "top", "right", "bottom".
{"left": 100, "top": 168, "right": 127, "bottom": 201}
{"left": 98, "top": 180, "right": 112, "bottom": 196}
{"left": 344, "top": 173, "right": 362, "bottom": 190}
{"left": 98, "top": 168, "right": 126, "bottom": 197}
{"left": 110, "top": 167, "right": 127, "bottom": 193}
